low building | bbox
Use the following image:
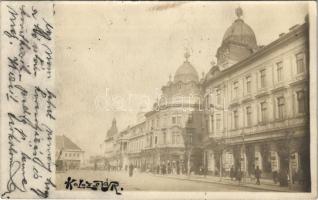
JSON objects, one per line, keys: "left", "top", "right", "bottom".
{"left": 56, "top": 135, "right": 85, "bottom": 171}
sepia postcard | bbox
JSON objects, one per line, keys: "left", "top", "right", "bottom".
{"left": 0, "top": 1, "right": 317, "bottom": 199}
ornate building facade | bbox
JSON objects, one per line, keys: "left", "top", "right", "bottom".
{"left": 140, "top": 52, "right": 205, "bottom": 173}
{"left": 104, "top": 8, "right": 310, "bottom": 185}
{"left": 202, "top": 8, "right": 310, "bottom": 186}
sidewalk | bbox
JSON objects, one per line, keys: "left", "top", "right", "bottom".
{"left": 151, "top": 173, "right": 306, "bottom": 192}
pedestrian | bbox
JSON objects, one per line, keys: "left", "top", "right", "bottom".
{"left": 279, "top": 169, "right": 288, "bottom": 187}
{"left": 272, "top": 171, "right": 278, "bottom": 184}
{"left": 292, "top": 170, "right": 297, "bottom": 184}
{"left": 236, "top": 168, "right": 242, "bottom": 184}
{"left": 177, "top": 163, "right": 180, "bottom": 175}
{"left": 230, "top": 166, "right": 235, "bottom": 180}
{"left": 94, "top": 162, "right": 97, "bottom": 171}
{"left": 129, "top": 163, "right": 134, "bottom": 177}
{"left": 162, "top": 164, "right": 166, "bottom": 175}
{"left": 255, "top": 166, "right": 261, "bottom": 185}
{"left": 298, "top": 168, "right": 305, "bottom": 185}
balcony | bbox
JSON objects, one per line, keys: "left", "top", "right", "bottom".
{"left": 225, "top": 116, "right": 308, "bottom": 139}
{"left": 271, "top": 83, "right": 287, "bottom": 93}
{"left": 241, "top": 93, "right": 253, "bottom": 103}
{"left": 208, "top": 129, "right": 226, "bottom": 139}
{"left": 289, "top": 73, "right": 308, "bottom": 86}
{"left": 229, "top": 98, "right": 239, "bottom": 107}
{"left": 255, "top": 88, "right": 269, "bottom": 98}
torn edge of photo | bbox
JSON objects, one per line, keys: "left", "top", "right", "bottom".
{"left": 0, "top": 1, "right": 317, "bottom": 199}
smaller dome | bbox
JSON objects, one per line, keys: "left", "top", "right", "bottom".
{"left": 174, "top": 52, "right": 199, "bottom": 83}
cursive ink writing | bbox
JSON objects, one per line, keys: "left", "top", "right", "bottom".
{"left": 2, "top": 3, "right": 55, "bottom": 199}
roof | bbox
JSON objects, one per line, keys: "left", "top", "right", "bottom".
{"left": 174, "top": 52, "right": 199, "bottom": 83}
{"left": 206, "top": 22, "right": 308, "bottom": 85}
{"left": 56, "top": 135, "right": 83, "bottom": 151}
{"left": 222, "top": 18, "right": 257, "bottom": 50}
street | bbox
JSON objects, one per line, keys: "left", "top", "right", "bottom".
{"left": 56, "top": 170, "right": 267, "bottom": 192}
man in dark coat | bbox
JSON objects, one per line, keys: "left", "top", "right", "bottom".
{"left": 255, "top": 166, "right": 262, "bottom": 185}
{"left": 176, "top": 162, "right": 180, "bottom": 175}
{"left": 162, "top": 164, "right": 166, "bottom": 175}
{"left": 230, "top": 166, "right": 235, "bottom": 180}
{"left": 236, "top": 168, "right": 242, "bottom": 184}
{"left": 129, "top": 163, "right": 134, "bottom": 177}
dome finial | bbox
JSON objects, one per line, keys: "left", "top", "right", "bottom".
{"left": 184, "top": 50, "right": 190, "bottom": 61}
{"left": 235, "top": 6, "right": 243, "bottom": 19}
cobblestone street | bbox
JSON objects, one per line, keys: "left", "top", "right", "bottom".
{"left": 56, "top": 170, "right": 290, "bottom": 192}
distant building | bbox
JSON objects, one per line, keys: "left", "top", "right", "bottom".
{"left": 103, "top": 119, "right": 130, "bottom": 170}
{"left": 104, "top": 118, "right": 120, "bottom": 168}
{"left": 127, "top": 122, "right": 146, "bottom": 170}
{"left": 56, "top": 135, "right": 85, "bottom": 171}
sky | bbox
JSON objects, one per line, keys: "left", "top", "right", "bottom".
{"left": 55, "top": 2, "right": 310, "bottom": 158}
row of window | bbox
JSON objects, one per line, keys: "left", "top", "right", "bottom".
{"left": 206, "top": 52, "right": 306, "bottom": 105}
{"left": 142, "top": 131, "right": 190, "bottom": 149}
{"left": 209, "top": 90, "right": 306, "bottom": 132}
{"left": 128, "top": 139, "right": 144, "bottom": 152}
{"left": 147, "top": 114, "right": 194, "bottom": 130}
{"left": 64, "top": 152, "right": 80, "bottom": 158}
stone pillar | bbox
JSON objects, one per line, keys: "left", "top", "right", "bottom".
{"left": 255, "top": 145, "right": 263, "bottom": 170}
{"left": 240, "top": 146, "right": 248, "bottom": 173}
{"left": 289, "top": 138, "right": 301, "bottom": 173}
{"left": 207, "top": 150, "right": 215, "bottom": 172}
{"left": 269, "top": 143, "right": 280, "bottom": 172}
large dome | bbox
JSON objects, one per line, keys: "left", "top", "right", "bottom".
{"left": 174, "top": 53, "right": 199, "bottom": 83}
{"left": 221, "top": 7, "right": 257, "bottom": 50}
{"left": 216, "top": 7, "right": 258, "bottom": 67}
{"left": 222, "top": 18, "right": 257, "bottom": 50}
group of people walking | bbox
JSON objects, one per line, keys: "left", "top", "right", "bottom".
{"left": 230, "top": 165, "right": 306, "bottom": 187}
{"left": 230, "top": 166, "right": 262, "bottom": 185}
{"left": 127, "top": 162, "right": 192, "bottom": 177}
{"left": 127, "top": 163, "right": 305, "bottom": 188}
{"left": 155, "top": 163, "right": 186, "bottom": 175}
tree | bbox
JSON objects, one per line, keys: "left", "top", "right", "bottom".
{"left": 181, "top": 127, "right": 194, "bottom": 176}
{"left": 215, "top": 137, "right": 226, "bottom": 180}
